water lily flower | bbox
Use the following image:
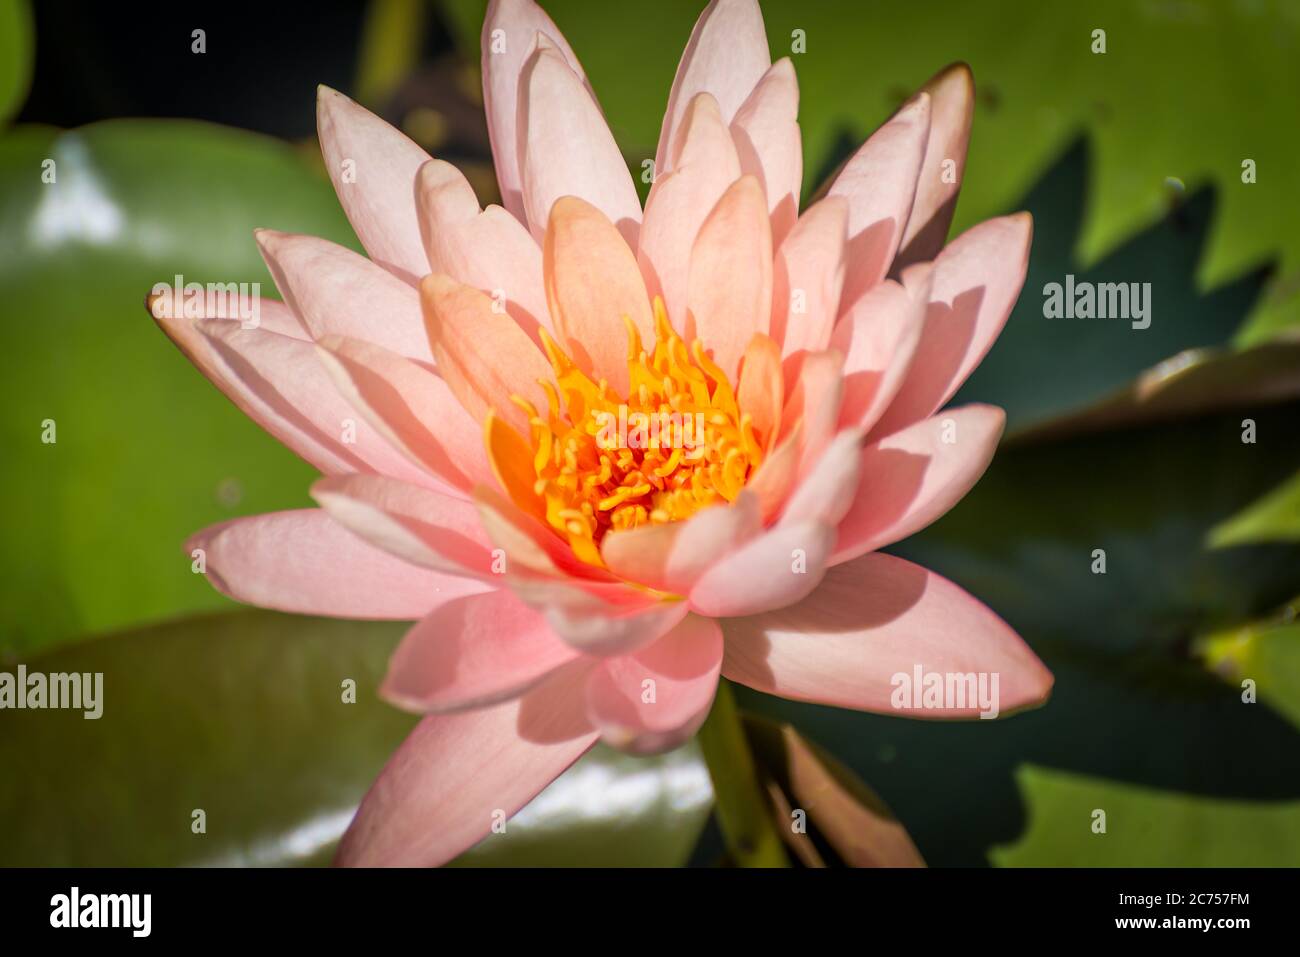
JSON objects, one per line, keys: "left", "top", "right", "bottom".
{"left": 151, "top": 0, "right": 1052, "bottom": 867}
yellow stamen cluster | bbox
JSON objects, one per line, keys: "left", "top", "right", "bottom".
{"left": 509, "top": 299, "right": 764, "bottom": 566}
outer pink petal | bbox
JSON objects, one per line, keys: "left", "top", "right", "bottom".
{"left": 381, "top": 588, "right": 579, "bottom": 713}
{"left": 314, "top": 335, "right": 493, "bottom": 493}
{"left": 519, "top": 38, "right": 641, "bottom": 247}
{"left": 195, "top": 319, "right": 432, "bottom": 485}
{"left": 152, "top": 302, "right": 365, "bottom": 476}
{"left": 317, "top": 86, "right": 430, "bottom": 281}
{"left": 585, "top": 615, "right": 723, "bottom": 754}
{"left": 336, "top": 663, "right": 598, "bottom": 867}
{"left": 186, "top": 509, "right": 487, "bottom": 619}
{"left": 832, "top": 267, "right": 932, "bottom": 434}
{"left": 730, "top": 57, "right": 802, "bottom": 246}
{"left": 600, "top": 489, "right": 762, "bottom": 594}
{"left": 656, "top": 0, "right": 770, "bottom": 177}
{"left": 255, "top": 229, "right": 431, "bottom": 361}
{"left": 689, "top": 519, "right": 834, "bottom": 618}
{"left": 772, "top": 196, "right": 848, "bottom": 359}
{"left": 687, "top": 175, "right": 773, "bottom": 381}
{"left": 721, "top": 552, "right": 1054, "bottom": 717}
{"left": 828, "top": 93, "right": 930, "bottom": 311}
{"left": 310, "top": 473, "right": 497, "bottom": 578}
{"left": 869, "top": 214, "right": 1032, "bottom": 439}
{"left": 148, "top": 288, "right": 305, "bottom": 338}
{"left": 638, "top": 93, "right": 740, "bottom": 330}
{"left": 481, "top": 0, "right": 591, "bottom": 224}
{"left": 833, "top": 404, "right": 1004, "bottom": 564}
{"left": 894, "top": 63, "right": 975, "bottom": 272}
{"left": 414, "top": 159, "right": 552, "bottom": 345}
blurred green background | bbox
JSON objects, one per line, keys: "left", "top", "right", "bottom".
{"left": 1, "top": 0, "right": 1298, "bottom": 866}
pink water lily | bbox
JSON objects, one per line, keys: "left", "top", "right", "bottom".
{"left": 151, "top": 0, "right": 1052, "bottom": 866}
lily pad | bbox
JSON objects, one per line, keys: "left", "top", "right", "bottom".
{"left": 0, "top": 120, "right": 359, "bottom": 655}
{"left": 738, "top": 399, "right": 1300, "bottom": 865}
{"left": 0, "top": 609, "right": 713, "bottom": 867}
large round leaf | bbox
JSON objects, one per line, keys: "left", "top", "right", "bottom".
{"left": 0, "top": 120, "right": 358, "bottom": 656}
{"left": 0, "top": 610, "right": 712, "bottom": 866}
{"left": 739, "top": 399, "right": 1300, "bottom": 865}
{"left": 443, "top": 0, "right": 1300, "bottom": 340}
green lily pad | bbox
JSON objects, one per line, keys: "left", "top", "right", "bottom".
{"left": 0, "top": 609, "right": 712, "bottom": 866}
{"left": 1208, "top": 471, "right": 1300, "bottom": 548}
{"left": 955, "top": 141, "right": 1278, "bottom": 434}
{"left": 445, "top": 0, "right": 1300, "bottom": 340}
{"left": 0, "top": 119, "right": 360, "bottom": 656}
{"left": 991, "top": 765, "right": 1300, "bottom": 867}
{"left": 738, "top": 399, "right": 1300, "bottom": 865}
{"left": 1199, "top": 608, "right": 1300, "bottom": 729}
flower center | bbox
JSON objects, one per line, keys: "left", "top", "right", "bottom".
{"left": 507, "top": 299, "right": 764, "bottom": 567}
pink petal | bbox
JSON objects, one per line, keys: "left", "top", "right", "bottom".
{"left": 317, "top": 86, "right": 430, "bottom": 281}
{"left": 638, "top": 92, "right": 740, "bottom": 329}
{"left": 543, "top": 196, "right": 654, "bottom": 394}
{"left": 314, "top": 335, "right": 493, "bottom": 493}
{"left": 381, "top": 588, "right": 579, "bottom": 713}
{"left": 420, "top": 273, "right": 554, "bottom": 436}
{"left": 894, "top": 63, "right": 975, "bottom": 272}
{"left": 195, "top": 319, "right": 431, "bottom": 484}
{"left": 721, "top": 552, "right": 1054, "bottom": 717}
{"left": 336, "top": 663, "right": 598, "bottom": 867}
{"left": 746, "top": 420, "right": 802, "bottom": 521}
{"left": 656, "top": 0, "right": 770, "bottom": 177}
{"left": 600, "top": 489, "right": 762, "bottom": 594}
{"left": 832, "top": 267, "right": 932, "bottom": 433}
{"left": 546, "top": 598, "right": 690, "bottom": 658}
{"left": 833, "top": 404, "right": 1004, "bottom": 564}
{"left": 148, "top": 287, "right": 305, "bottom": 338}
{"left": 687, "top": 175, "right": 773, "bottom": 381}
{"left": 415, "top": 159, "right": 552, "bottom": 345}
{"left": 779, "top": 428, "right": 864, "bottom": 528}
{"left": 779, "top": 347, "right": 846, "bottom": 477}
{"left": 481, "top": 0, "right": 591, "bottom": 224}
{"left": 152, "top": 301, "right": 363, "bottom": 476}
{"left": 519, "top": 37, "right": 641, "bottom": 247}
{"left": 689, "top": 519, "right": 834, "bottom": 617}
{"left": 255, "top": 229, "right": 431, "bottom": 361}
{"left": 585, "top": 615, "right": 723, "bottom": 754}
{"left": 187, "top": 509, "right": 487, "bottom": 619}
{"left": 869, "top": 214, "right": 1032, "bottom": 439}
{"left": 772, "top": 196, "right": 848, "bottom": 359}
{"left": 828, "top": 93, "right": 930, "bottom": 311}
{"left": 310, "top": 473, "right": 496, "bottom": 577}
{"left": 730, "top": 57, "right": 802, "bottom": 246}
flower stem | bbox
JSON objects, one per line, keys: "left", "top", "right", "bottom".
{"left": 696, "top": 679, "right": 788, "bottom": 867}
